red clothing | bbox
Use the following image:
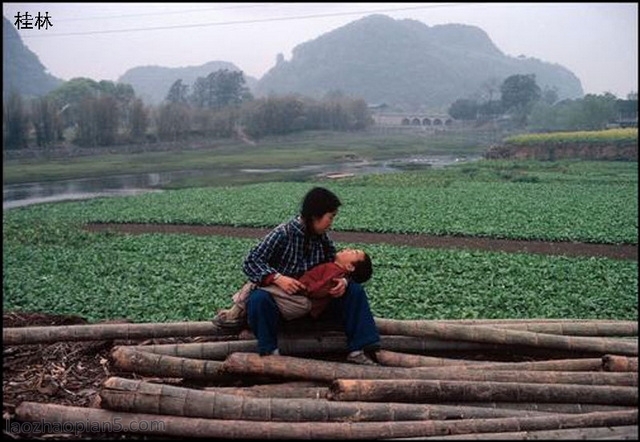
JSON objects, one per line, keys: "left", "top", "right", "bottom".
{"left": 298, "top": 262, "right": 347, "bottom": 318}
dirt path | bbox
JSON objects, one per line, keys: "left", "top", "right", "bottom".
{"left": 84, "top": 223, "right": 638, "bottom": 261}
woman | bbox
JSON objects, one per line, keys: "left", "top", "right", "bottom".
{"left": 242, "top": 186, "right": 380, "bottom": 365}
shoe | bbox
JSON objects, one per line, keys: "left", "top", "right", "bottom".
{"left": 363, "top": 343, "right": 381, "bottom": 353}
{"left": 346, "top": 351, "right": 379, "bottom": 366}
{"left": 212, "top": 309, "right": 246, "bottom": 331}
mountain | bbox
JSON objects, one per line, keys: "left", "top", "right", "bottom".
{"left": 3, "top": 12, "right": 585, "bottom": 112}
{"left": 2, "top": 16, "right": 63, "bottom": 99}
{"left": 254, "top": 14, "right": 584, "bottom": 111}
{"left": 117, "top": 61, "right": 259, "bottom": 105}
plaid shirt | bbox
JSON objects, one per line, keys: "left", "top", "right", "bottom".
{"left": 242, "top": 216, "right": 337, "bottom": 285}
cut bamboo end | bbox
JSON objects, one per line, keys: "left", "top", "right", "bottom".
{"left": 602, "top": 354, "right": 639, "bottom": 372}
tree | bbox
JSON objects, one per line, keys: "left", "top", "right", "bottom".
{"left": 156, "top": 103, "right": 190, "bottom": 141}
{"left": 31, "top": 96, "right": 60, "bottom": 147}
{"left": 210, "top": 69, "right": 252, "bottom": 108}
{"left": 128, "top": 98, "right": 148, "bottom": 141}
{"left": 48, "top": 78, "right": 100, "bottom": 129}
{"left": 95, "top": 95, "right": 118, "bottom": 146}
{"left": 448, "top": 98, "right": 479, "bottom": 120}
{"left": 347, "top": 98, "right": 373, "bottom": 130}
{"left": 3, "top": 92, "right": 29, "bottom": 149}
{"left": 242, "top": 96, "right": 304, "bottom": 137}
{"left": 190, "top": 69, "right": 252, "bottom": 110}
{"left": 477, "top": 100, "right": 504, "bottom": 121}
{"left": 529, "top": 93, "right": 622, "bottom": 132}
{"left": 579, "top": 93, "right": 617, "bottom": 130}
{"left": 166, "top": 79, "right": 189, "bottom": 104}
{"left": 479, "top": 77, "right": 501, "bottom": 103}
{"left": 541, "top": 86, "right": 559, "bottom": 106}
{"left": 74, "top": 94, "right": 119, "bottom": 147}
{"left": 500, "top": 74, "right": 541, "bottom": 127}
{"left": 615, "top": 97, "right": 638, "bottom": 125}
{"left": 75, "top": 97, "right": 97, "bottom": 147}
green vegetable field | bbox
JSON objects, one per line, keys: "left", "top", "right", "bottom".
{"left": 3, "top": 159, "right": 637, "bottom": 323}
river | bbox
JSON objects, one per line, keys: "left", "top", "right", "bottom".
{"left": 3, "top": 154, "right": 481, "bottom": 210}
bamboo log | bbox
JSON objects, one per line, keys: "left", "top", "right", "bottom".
{"left": 328, "top": 379, "right": 638, "bottom": 405}
{"left": 136, "top": 335, "right": 506, "bottom": 360}
{"left": 137, "top": 335, "right": 351, "bottom": 359}
{"left": 438, "top": 402, "right": 636, "bottom": 414}
{"left": 375, "top": 319, "right": 638, "bottom": 337}
{"left": 136, "top": 340, "right": 259, "bottom": 359}
{"left": 383, "top": 346, "right": 605, "bottom": 361}
{"left": 14, "top": 402, "right": 638, "bottom": 440}
{"left": 414, "top": 425, "right": 639, "bottom": 440}
{"left": 394, "top": 318, "right": 637, "bottom": 324}
{"left": 374, "top": 319, "right": 638, "bottom": 356}
{"left": 376, "top": 350, "right": 604, "bottom": 371}
{"left": 221, "top": 353, "right": 637, "bottom": 386}
{"left": 2, "top": 321, "right": 228, "bottom": 345}
{"left": 483, "top": 322, "right": 637, "bottom": 336}
{"left": 110, "top": 346, "right": 230, "bottom": 381}
{"left": 5, "top": 318, "right": 633, "bottom": 346}
{"left": 100, "top": 377, "right": 558, "bottom": 421}
{"left": 602, "top": 355, "right": 639, "bottom": 372}
{"left": 208, "top": 382, "right": 330, "bottom": 399}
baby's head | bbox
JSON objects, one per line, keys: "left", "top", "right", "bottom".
{"left": 335, "top": 249, "right": 373, "bottom": 284}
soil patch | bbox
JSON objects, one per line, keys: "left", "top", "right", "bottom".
{"left": 84, "top": 223, "right": 638, "bottom": 261}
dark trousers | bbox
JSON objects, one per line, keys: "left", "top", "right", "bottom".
{"left": 246, "top": 282, "right": 380, "bottom": 355}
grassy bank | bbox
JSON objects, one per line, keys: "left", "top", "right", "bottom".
{"left": 2, "top": 130, "right": 492, "bottom": 187}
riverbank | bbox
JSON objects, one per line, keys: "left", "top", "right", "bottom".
{"left": 2, "top": 130, "right": 491, "bottom": 185}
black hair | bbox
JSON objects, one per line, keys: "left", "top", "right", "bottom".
{"left": 300, "top": 187, "right": 341, "bottom": 255}
{"left": 300, "top": 187, "right": 342, "bottom": 223}
{"left": 350, "top": 252, "right": 373, "bottom": 284}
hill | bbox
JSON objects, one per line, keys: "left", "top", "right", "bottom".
{"left": 3, "top": 13, "right": 585, "bottom": 112}
{"left": 2, "top": 16, "right": 63, "bottom": 100}
{"left": 117, "top": 61, "right": 258, "bottom": 105}
{"left": 254, "top": 14, "right": 584, "bottom": 111}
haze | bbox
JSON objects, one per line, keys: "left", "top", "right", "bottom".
{"left": 3, "top": 2, "right": 638, "bottom": 98}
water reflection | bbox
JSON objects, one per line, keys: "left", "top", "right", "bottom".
{"left": 2, "top": 172, "right": 171, "bottom": 210}
{"left": 3, "top": 155, "right": 480, "bottom": 210}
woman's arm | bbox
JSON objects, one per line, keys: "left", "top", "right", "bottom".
{"left": 242, "top": 227, "right": 286, "bottom": 284}
{"left": 300, "top": 264, "right": 345, "bottom": 298}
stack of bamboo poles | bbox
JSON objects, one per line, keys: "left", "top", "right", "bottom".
{"left": 6, "top": 317, "right": 638, "bottom": 439}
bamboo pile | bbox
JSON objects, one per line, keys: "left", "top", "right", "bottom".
{"left": 8, "top": 317, "right": 639, "bottom": 439}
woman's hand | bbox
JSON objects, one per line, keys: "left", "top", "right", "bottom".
{"left": 275, "top": 275, "right": 306, "bottom": 295}
{"left": 328, "top": 277, "right": 348, "bottom": 297}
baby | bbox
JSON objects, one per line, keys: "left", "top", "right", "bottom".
{"left": 215, "top": 248, "right": 372, "bottom": 325}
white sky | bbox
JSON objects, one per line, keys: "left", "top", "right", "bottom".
{"left": 3, "top": 2, "right": 638, "bottom": 98}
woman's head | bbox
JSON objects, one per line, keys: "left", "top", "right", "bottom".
{"left": 301, "top": 187, "right": 341, "bottom": 235}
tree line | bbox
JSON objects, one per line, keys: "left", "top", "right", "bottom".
{"left": 2, "top": 69, "right": 373, "bottom": 150}
{"left": 448, "top": 74, "right": 638, "bottom": 131}
{"left": 4, "top": 70, "right": 637, "bottom": 150}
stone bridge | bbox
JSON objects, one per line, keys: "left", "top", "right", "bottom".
{"left": 372, "top": 113, "right": 455, "bottom": 128}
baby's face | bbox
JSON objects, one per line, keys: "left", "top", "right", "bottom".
{"left": 335, "top": 249, "right": 366, "bottom": 268}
